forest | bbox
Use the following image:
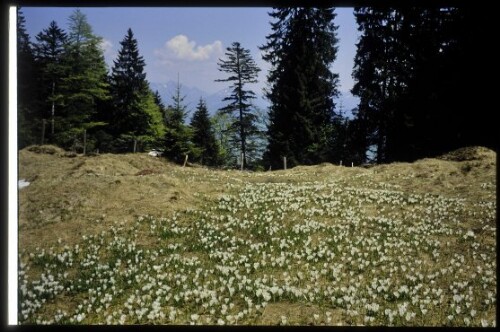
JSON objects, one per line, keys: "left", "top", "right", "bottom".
{"left": 17, "top": 7, "right": 495, "bottom": 170}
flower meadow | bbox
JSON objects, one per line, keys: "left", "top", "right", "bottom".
{"left": 18, "top": 165, "right": 496, "bottom": 326}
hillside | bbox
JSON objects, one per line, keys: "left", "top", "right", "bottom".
{"left": 17, "top": 145, "right": 496, "bottom": 326}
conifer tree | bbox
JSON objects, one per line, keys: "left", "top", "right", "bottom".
{"left": 153, "top": 90, "right": 165, "bottom": 115}
{"left": 211, "top": 109, "right": 237, "bottom": 167}
{"left": 350, "top": 7, "right": 492, "bottom": 162}
{"left": 17, "top": 8, "right": 39, "bottom": 148}
{"left": 163, "top": 79, "right": 193, "bottom": 163}
{"left": 190, "top": 98, "right": 219, "bottom": 166}
{"left": 109, "top": 28, "right": 164, "bottom": 152}
{"left": 58, "top": 9, "right": 109, "bottom": 150}
{"left": 33, "top": 20, "right": 68, "bottom": 144}
{"left": 261, "top": 8, "right": 339, "bottom": 169}
{"left": 215, "top": 42, "right": 261, "bottom": 169}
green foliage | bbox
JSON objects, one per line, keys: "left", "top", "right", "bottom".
{"left": 211, "top": 110, "right": 237, "bottom": 167}
{"left": 33, "top": 20, "right": 69, "bottom": 145}
{"left": 106, "top": 28, "right": 165, "bottom": 152}
{"left": 56, "top": 9, "right": 110, "bottom": 150}
{"left": 351, "top": 7, "right": 494, "bottom": 163}
{"left": 17, "top": 8, "right": 39, "bottom": 148}
{"left": 216, "top": 42, "right": 261, "bottom": 169}
{"left": 163, "top": 80, "right": 193, "bottom": 163}
{"left": 261, "top": 8, "right": 340, "bottom": 169}
{"left": 190, "top": 98, "right": 220, "bottom": 166}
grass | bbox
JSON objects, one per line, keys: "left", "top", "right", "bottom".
{"left": 17, "top": 145, "right": 496, "bottom": 326}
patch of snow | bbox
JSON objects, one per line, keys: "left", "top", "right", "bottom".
{"left": 18, "top": 179, "right": 30, "bottom": 189}
{"left": 148, "top": 150, "right": 163, "bottom": 157}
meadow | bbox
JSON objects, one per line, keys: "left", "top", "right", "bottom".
{"left": 17, "top": 145, "right": 496, "bottom": 326}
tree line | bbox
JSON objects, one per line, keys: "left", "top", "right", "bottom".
{"left": 17, "top": 7, "right": 494, "bottom": 170}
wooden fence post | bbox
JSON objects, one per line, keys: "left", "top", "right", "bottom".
{"left": 133, "top": 139, "right": 137, "bottom": 153}
{"left": 241, "top": 152, "right": 244, "bottom": 171}
{"left": 283, "top": 156, "right": 287, "bottom": 170}
{"left": 340, "top": 160, "right": 342, "bottom": 166}
{"left": 183, "top": 154, "right": 189, "bottom": 167}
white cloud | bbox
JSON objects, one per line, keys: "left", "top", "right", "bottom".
{"left": 154, "top": 35, "right": 223, "bottom": 62}
{"left": 100, "top": 38, "right": 116, "bottom": 68}
{"left": 100, "top": 38, "right": 114, "bottom": 57}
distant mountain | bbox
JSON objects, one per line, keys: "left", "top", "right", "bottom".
{"left": 149, "top": 81, "right": 269, "bottom": 120}
{"left": 149, "top": 81, "right": 207, "bottom": 117}
{"left": 149, "top": 81, "right": 359, "bottom": 120}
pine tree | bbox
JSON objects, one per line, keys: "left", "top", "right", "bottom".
{"left": 261, "top": 8, "right": 339, "bottom": 169}
{"left": 190, "top": 98, "right": 219, "bottom": 166}
{"left": 58, "top": 9, "right": 110, "bottom": 151}
{"left": 350, "top": 7, "right": 492, "bottom": 163}
{"left": 153, "top": 90, "right": 165, "bottom": 115}
{"left": 33, "top": 20, "right": 68, "bottom": 144}
{"left": 163, "top": 78, "right": 193, "bottom": 163}
{"left": 211, "top": 109, "right": 237, "bottom": 167}
{"left": 109, "top": 28, "right": 164, "bottom": 152}
{"left": 17, "top": 8, "right": 39, "bottom": 148}
{"left": 215, "top": 42, "right": 261, "bottom": 169}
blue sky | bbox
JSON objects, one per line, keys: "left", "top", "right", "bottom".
{"left": 22, "top": 7, "right": 359, "bottom": 95}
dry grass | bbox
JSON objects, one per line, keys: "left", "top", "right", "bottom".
{"left": 18, "top": 146, "right": 239, "bottom": 251}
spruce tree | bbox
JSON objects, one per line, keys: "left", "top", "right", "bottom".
{"left": 58, "top": 9, "right": 110, "bottom": 151}
{"left": 350, "top": 7, "right": 491, "bottom": 163}
{"left": 109, "top": 28, "right": 164, "bottom": 152}
{"left": 215, "top": 42, "right": 261, "bottom": 169}
{"left": 17, "top": 8, "right": 39, "bottom": 148}
{"left": 163, "top": 79, "right": 192, "bottom": 163}
{"left": 211, "top": 109, "right": 237, "bottom": 167}
{"left": 33, "top": 20, "right": 68, "bottom": 144}
{"left": 261, "top": 8, "right": 339, "bottom": 169}
{"left": 190, "top": 98, "right": 219, "bottom": 166}
{"left": 153, "top": 90, "right": 165, "bottom": 116}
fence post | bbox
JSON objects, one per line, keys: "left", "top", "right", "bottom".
{"left": 183, "top": 154, "right": 189, "bottom": 167}
{"left": 283, "top": 156, "right": 287, "bottom": 170}
{"left": 133, "top": 139, "right": 137, "bottom": 153}
{"left": 340, "top": 160, "right": 342, "bottom": 166}
{"left": 241, "top": 152, "right": 244, "bottom": 171}
{"left": 351, "top": 162, "right": 353, "bottom": 167}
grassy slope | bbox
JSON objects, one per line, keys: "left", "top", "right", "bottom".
{"left": 17, "top": 145, "right": 496, "bottom": 325}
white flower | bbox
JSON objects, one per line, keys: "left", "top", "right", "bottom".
{"left": 405, "top": 312, "right": 415, "bottom": 321}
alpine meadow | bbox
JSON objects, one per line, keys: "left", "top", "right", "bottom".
{"left": 16, "top": 6, "right": 496, "bottom": 327}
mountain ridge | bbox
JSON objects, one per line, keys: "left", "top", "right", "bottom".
{"left": 149, "top": 81, "right": 360, "bottom": 119}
